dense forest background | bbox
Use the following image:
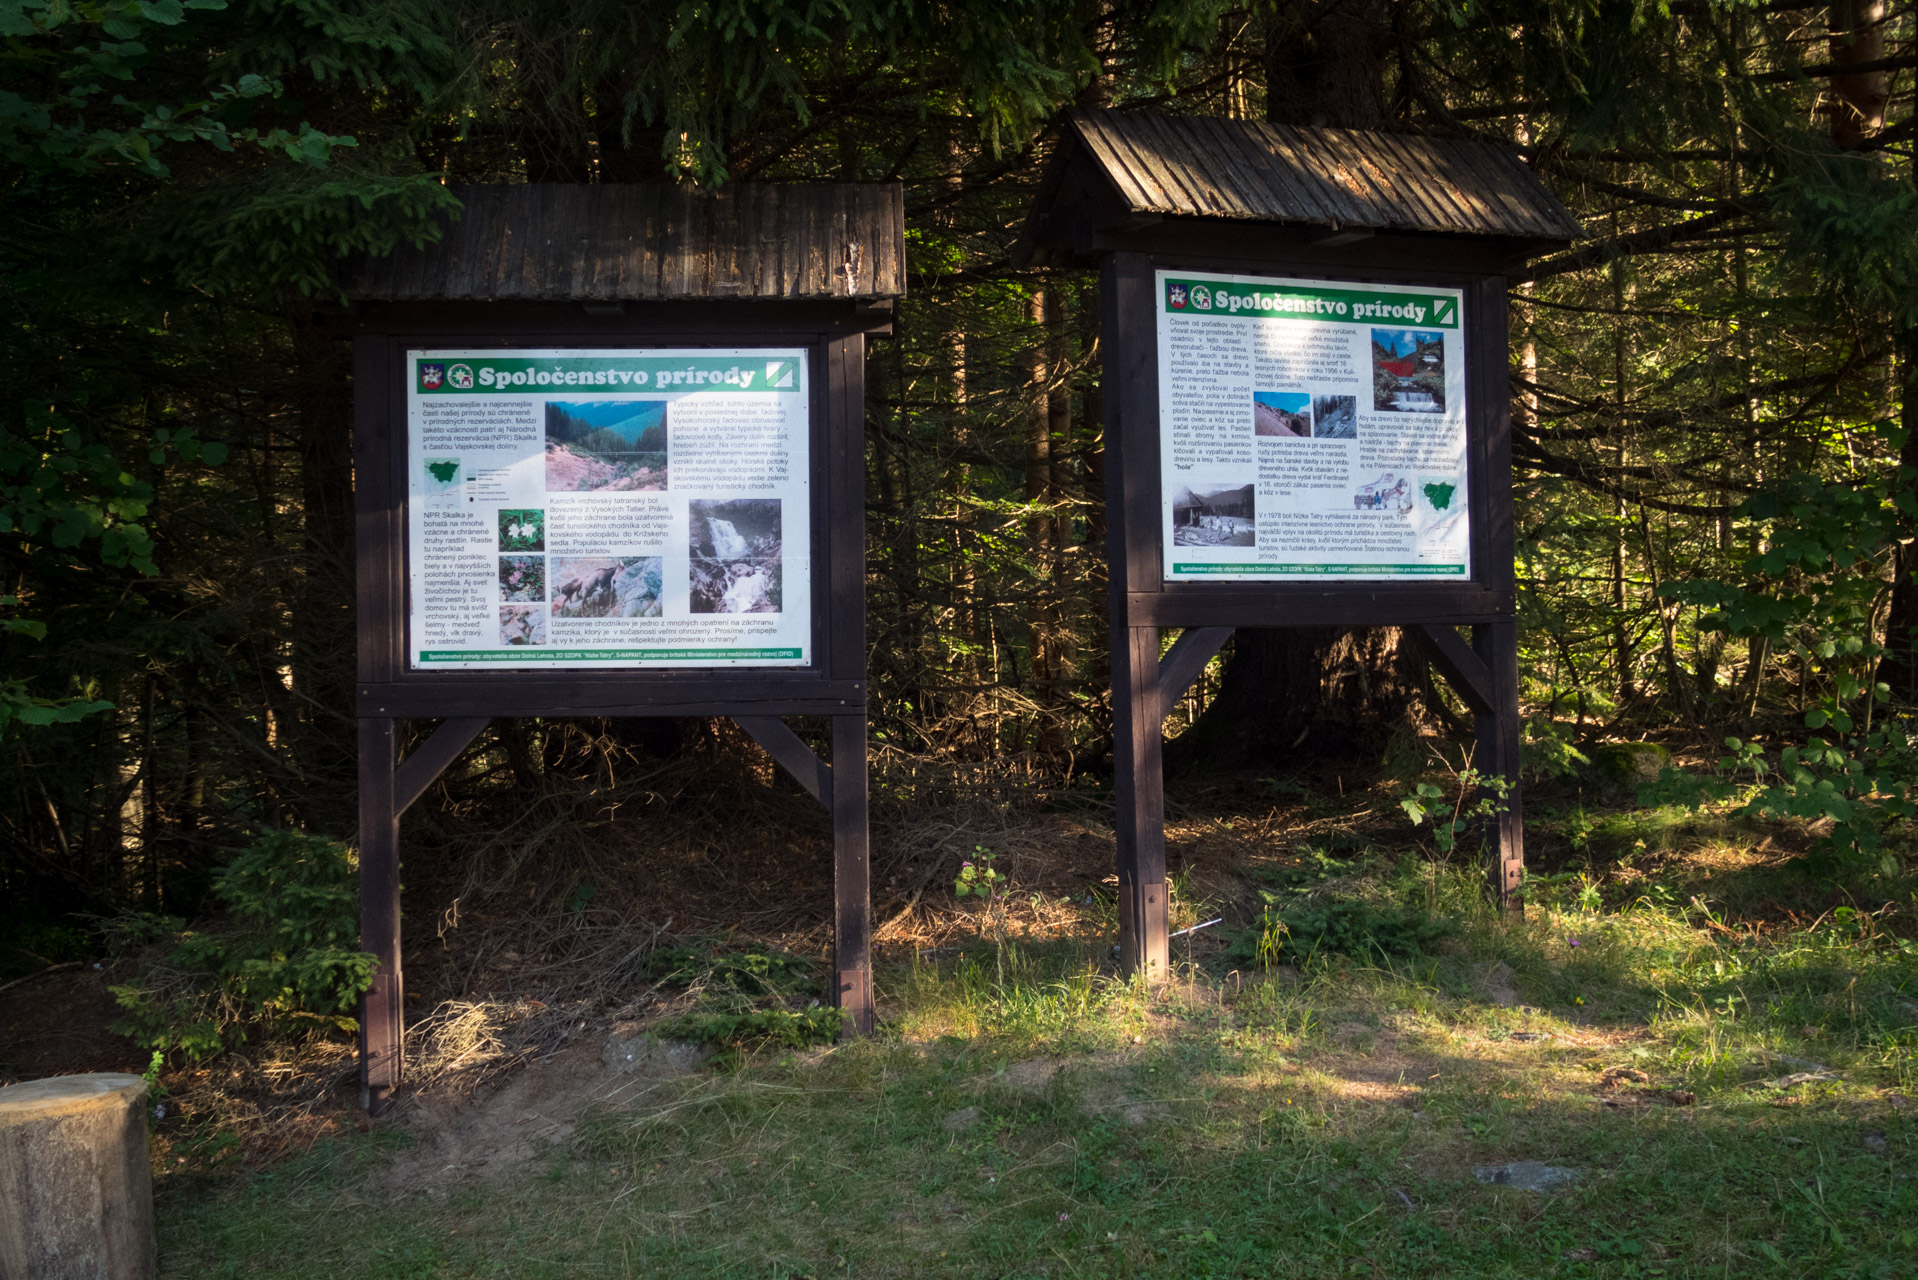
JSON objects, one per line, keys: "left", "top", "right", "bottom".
{"left": 4, "top": 0, "right": 1917, "bottom": 943}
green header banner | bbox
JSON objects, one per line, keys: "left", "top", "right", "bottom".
{"left": 414, "top": 355, "right": 804, "bottom": 395}
{"left": 1171, "top": 563, "right": 1467, "bottom": 576}
{"left": 1162, "top": 278, "right": 1460, "bottom": 329}
{"left": 418, "top": 647, "right": 806, "bottom": 662}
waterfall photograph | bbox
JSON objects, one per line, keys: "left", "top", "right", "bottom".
{"left": 688, "top": 499, "right": 782, "bottom": 613}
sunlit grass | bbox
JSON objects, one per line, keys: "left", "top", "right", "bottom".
{"left": 155, "top": 854, "right": 1918, "bottom": 1279}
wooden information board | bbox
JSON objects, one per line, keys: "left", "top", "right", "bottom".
{"left": 1018, "top": 112, "right": 1579, "bottom": 978}
{"left": 341, "top": 183, "right": 903, "bottom": 1109}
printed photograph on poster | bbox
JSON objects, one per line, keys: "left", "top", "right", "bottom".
{"left": 545, "top": 401, "right": 668, "bottom": 492}
{"left": 551, "top": 556, "right": 664, "bottom": 619}
{"left": 498, "top": 508, "right": 545, "bottom": 552}
{"left": 1353, "top": 473, "right": 1413, "bottom": 513}
{"left": 424, "top": 456, "right": 462, "bottom": 493}
{"left": 499, "top": 554, "right": 545, "bottom": 602}
{"left": 499, "top": 604, "right": 546, "bottom": 646}
{"left": 1312, "top": 394, "right": 1358, "bottom": 439}
{"left": 1371, "top": 329, "right": 1446, "bottom": 413}
{"left": 1171, "top": 483, "right": 1256, "bottom": 546}
{"left": 1253, "top": 391, "right": 1311, "bottom": 438}
{"left": 689, "top": 499, "right": 782, "bottom": 614}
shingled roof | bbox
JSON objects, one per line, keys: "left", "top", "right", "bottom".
{"left": 1017, "top": 112, "right": 1579, "bottom": 262}
{"left": 343, "top": 183, "right": 906, "bottom": 303}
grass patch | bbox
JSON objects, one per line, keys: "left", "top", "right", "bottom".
{"left": 154, "top": 847, "right": 1918, "bottom": 1277}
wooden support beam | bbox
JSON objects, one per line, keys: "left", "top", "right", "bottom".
{"left": 1156, "top": 626, "right": 1233, "bottom": 715}
{"left": 1113, "top": 626, "right": 1170, "bottom": 981}
{"left": 1473, "top": 621, "right": 1525, "bottom": 909}
{"left": 735, "top": 716, "right": 833, "bottom": 808}
{"left": 357, "top": 717, "right": 403, "bottom": 1113}
{"left": 393, "top": 717, "right": 491, "bottom": 817}
{"left": 831, "top": 715, "right": 873, "bottom": 1034}
{"left": 1413, "top": 624, "right": 1495, "bottom": 716}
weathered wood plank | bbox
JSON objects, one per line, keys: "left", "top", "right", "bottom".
{"left": 1019, "top": 112, "right": 1580, "bottom": 254}
{"left": 357, "top": 684, "right": 868, "bottom": 719}
{"left": 1475, "top": 621, "right": 1525, "bottom": 909}
{"left": 1110, "top": 625, "right": 1169, "bottom": 981}
{"left": 358, "top": 717, "right": 402, "bottom": 1113}
{"left": 1412, "top": 624, "right": 1495, "bottom": 716}
{"left": 1124, "top": 589, "right": 1513, "bottom": 628}
{"left": 393, "top": 717, "right": 491, "bottom": 817}
{"left": 1156, "top": 626, "right": 1234, "bottom": 714}
{"left": 735, "top": 716, "right": 832, "bottom": 807}
{"left": 344, "top": 185, "right": 906, "bottom": 302}
{"left": 353, "top": 336, "right": 395, "bottom": 684}
{"left": 832, "top": 714, "right": 874, "bottom": 1034}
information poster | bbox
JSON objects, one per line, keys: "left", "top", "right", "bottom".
{"left": 1157, "top": 270, "right": 1470, "bottom": 581}
{"left": 405, "top": 347, "right": 810, "bottom": 669}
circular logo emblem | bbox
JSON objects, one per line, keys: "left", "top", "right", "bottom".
{"left": 448, "top": 363, "right": 475, "bottom": 390}
{"left": 1191, "top": 285, "right": 1212, "bottom": 311}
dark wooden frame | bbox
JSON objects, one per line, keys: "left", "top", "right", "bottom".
{"left": 1099, "top": 238, "right": 1525, "bottom": 979}
{"left": 348, "top": 299, "right": 884, "bottom": 1111}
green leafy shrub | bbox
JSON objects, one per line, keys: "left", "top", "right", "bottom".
{"left": 645, "top": 940, "right": 834, "bottom": 1051}
{"left": 659, "top": 1007, "right": 843, "bottom": 1050}
{"left": 109, "top": 830, "right": 374, "bottom": 1061}
{"left": 1230, "top": 899, "right": 1456, "bottom": 967}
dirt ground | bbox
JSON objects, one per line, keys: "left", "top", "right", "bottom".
{"left": 0, "top": 966, "right": 145, "bottom": 1084}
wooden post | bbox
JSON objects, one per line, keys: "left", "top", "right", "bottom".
{"left": 1104, "top": 252, "right": 1170, "bottom": 982}
{"left": 0, "top": 1074, "right": 155, "bottom": 1280}
{"left": 831, "top": 714, "right": 874, "bottom": 1033}
{"left": 358, "top": 716, "right": 403, "bottom": 1111}
{"left": 1112, "top": 626, "right": 1170, "bottom": 980}
{"left": 1474, "top": 621, "right": 1525, "bottom": 909}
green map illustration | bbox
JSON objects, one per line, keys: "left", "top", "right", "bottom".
{"left": 1422, "top": 482, "right": 1456, "bottom": 511}
{"left": 425, "top": 458, "right": 461, "bottom": 489}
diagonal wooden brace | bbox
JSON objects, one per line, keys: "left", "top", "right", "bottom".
{"left": 1412, "top": 624, "right": 1495, "bottom": 716}
{"left": 393, "top": 717, "right": 491, "bottom": 817}
{"left": 1156, "top": 626, "right": 1234, "bottom": 717}
{"left": 735, "top": 716, "right": 833, "bottom": 808}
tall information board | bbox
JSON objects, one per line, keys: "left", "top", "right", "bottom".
{"left": 405, "top": 347, "right": 812, "bottom": 669}
{"left": 1157, "top": 270, "right": 1470, "bottom": 581}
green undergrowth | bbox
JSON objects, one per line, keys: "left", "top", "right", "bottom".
{"left": 645, "top": 939, "right": 841, "bottom": 1056}
{"left": 155, "top": 861, "right": 1918, "bottom": 1278}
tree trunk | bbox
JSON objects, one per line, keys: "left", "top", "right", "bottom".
{"left": 1170, "top": 627, "right": 1426, "bottom": 769}
{"left": 1828, "top": 0, "right": 1888, "bottom": 149}
{"left": 1261, "top": 0, "right": 1390, "bottom": 128}
{"left": 1878, "top": 345, "right": 1918, "bottom": 698}
{"left": 1176, "top": 0, "right": 1424, "bottom": 771}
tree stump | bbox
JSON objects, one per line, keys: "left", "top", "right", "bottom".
{"left": 0, "top": 1074, "right": 155, "bottom": 1280}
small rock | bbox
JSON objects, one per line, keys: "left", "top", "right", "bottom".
{"left": 600, "top": 1036, "right": 708, "bottom": 1075}
{"left": 942, "top": 1106, "right": 981, "bottom": 1133}
{"left": 1863, "top": 1131, "right": 1889, "bottom": 1154}
{"left": 1667, "top": 1090, "right": 1697, "bottom": 1107}
{"left": 1756, "top": 1071, "right": 1840, "bottom": 1090}
{"left": 1508, "top": 1031, "right": 1549, "bottom": 1043}
{"left": 1474, "top": 1161, "right": 1579, "bottom": 1192}
{"left": 1587, "top": 741, "right": 1671, "bottom": 784}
